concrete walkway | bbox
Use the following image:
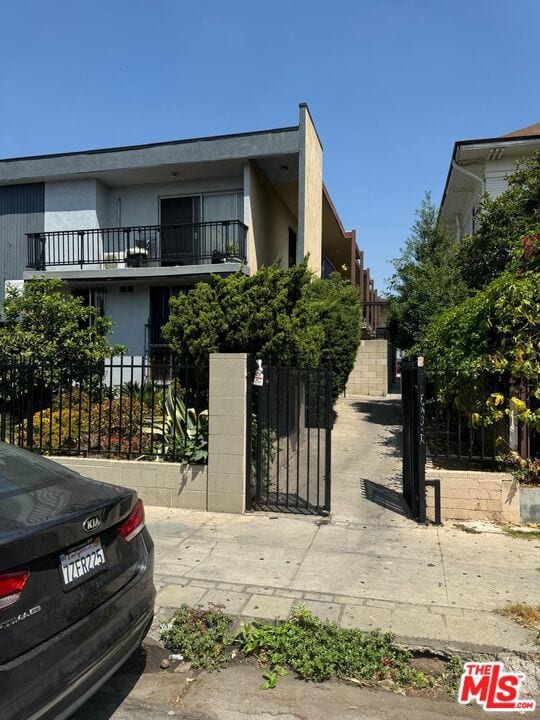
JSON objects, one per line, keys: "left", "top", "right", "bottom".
{"left": 149, "top": 395, "right": 539, "bottom": 657}
{"left": 332, "top": 394, "right": 409, "bottom": 522}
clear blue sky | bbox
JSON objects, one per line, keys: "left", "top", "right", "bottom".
{"left": 1, "top": 0, "right": 538, "bottom": 291}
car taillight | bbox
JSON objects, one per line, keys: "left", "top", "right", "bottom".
{"left": 117, "top": 499, "right": 145, "bottom": 542}
{"left": 0, "top": 570, "right": 29, "bottom": 610}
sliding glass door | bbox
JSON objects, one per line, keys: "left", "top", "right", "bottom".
{"left": 201, "top": 192, "right": 243, "bottom": 261}
{"left": 160, "top": 196, "right": 201, "bottom": 265}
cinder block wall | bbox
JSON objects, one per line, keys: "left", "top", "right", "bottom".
{"left": 52, "top": 457, "right": 208, "bottom": 510}
{"left": 425, "top": 466, "right": 520, "bottom": 524}
{"left": 207, "top": 352, "right": 248, "bottom": 513}
{"left": 50, "top": 353, "right": 250, "bottom": 514}
{"left": 346, "top": 340, "right": 389, "bottom": 397}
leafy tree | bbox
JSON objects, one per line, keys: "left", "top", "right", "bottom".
{"left": 421, "top": 268, "right": 540, "bottom": 433}
{"left": 162, "top": 263, "right": 362, "bottom": 399}
{"left": 387, "top": 192, "right": 467, "bottom": 351}
{"left": 455, "top": 151, "right": 540, "bottom": 291}
{"left": 0, "top": 277, "right": 120, "bottom": 368}
{"left": 303, "top": 273, "right": 362, "bottom": 399}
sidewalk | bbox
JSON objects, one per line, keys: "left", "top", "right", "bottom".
{"left": 148, "top": 395, "right": 539, "bottom": 657}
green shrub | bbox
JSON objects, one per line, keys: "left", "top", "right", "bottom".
{"left": 162, "top": 263, "right": 361, "bottom": 399}
{"left": 160, "top": 604, "right": 233, "bottom": 670}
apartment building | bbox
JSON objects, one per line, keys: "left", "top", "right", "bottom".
{"left": 0, "top": 104, "right": 379, "bottom": 360}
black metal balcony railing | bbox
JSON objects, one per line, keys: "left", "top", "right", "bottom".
{"left": 27, "top": 221, "right": 248, "bottom": 270}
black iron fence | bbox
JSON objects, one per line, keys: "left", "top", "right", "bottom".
{"left": 0, "top": 356, "right": 208, "bottom": 463}
{"left": 425, "top": 366, "right": 539, "bottom": 462}
{"left": 250, "top": 363, "right": 332, "bottom": 515}
{"left": 27, "top": 221, "right": 248, "bottom": 270}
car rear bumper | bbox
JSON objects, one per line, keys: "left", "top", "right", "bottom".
{"left": 1, "top": 530, "right": 155, "bottom": 720}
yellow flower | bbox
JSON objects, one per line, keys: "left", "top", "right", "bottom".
{"left": 509, "top": 397, "right": 527, "bottom": 415}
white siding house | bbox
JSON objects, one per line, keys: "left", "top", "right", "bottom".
{"left": 440, "top": 122, "right": 540, "bottom": 240}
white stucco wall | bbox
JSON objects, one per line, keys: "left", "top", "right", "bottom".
{"left": 95, "top": 180, "right": 111, "bottom": 228}
{"left": 105, "top": 285, "right": 150, "bottom": 355}
{"left": 111, "top": 177, "right": 243, "bottom": 228}
{"left": 44, "top": 180, "right": 104, "bottom": 267}
{"left": 44, "top": 179, "right": 101, "bottom": 231}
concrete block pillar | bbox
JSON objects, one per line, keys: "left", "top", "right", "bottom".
{"left": 207, "top": 353, "right": 249, "bottom": 513}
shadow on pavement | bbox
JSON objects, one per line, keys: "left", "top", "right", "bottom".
{"left": 350, "top": 398, "right": 402, "bottom": 428}
{"left": 361, "top": 478, "right": 411, "bottom": 518}
{"left": 71, "top": 644, "right": 160, "bottom": 720}
{"left": 378, "top": 425, "right": 402, "bottom": 458}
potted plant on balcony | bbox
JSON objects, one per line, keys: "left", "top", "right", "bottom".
{"left": 225, "top": 242, "right": 243, "bottom": 263}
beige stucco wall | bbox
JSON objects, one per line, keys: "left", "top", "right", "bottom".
{"left": 346, "top": 340, "right": 389, "bottom": 397}
{"left": 426, "top": 466, "right": 520, "bottom": 524}
{"left": 51, "top": 456, "right": 208, "bottom": 510}
{"left": 244, "top": 161, "right": 297, "bottom": 273}
{"left": 298, "top": 105, "right": 323, "bottom": 275}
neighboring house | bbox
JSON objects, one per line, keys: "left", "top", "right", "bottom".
{"left": 441, "top": 121, "right": 540, "bottom": 240}
{"left": 0, "top": 103, "right": 380, "bottom": 364}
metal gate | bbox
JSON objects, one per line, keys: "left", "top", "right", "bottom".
{"left": 249, "top": 363, "right": 332, "bottom": 515}
{"left": 401, "top": 358, "right": 426, "bottom": 522}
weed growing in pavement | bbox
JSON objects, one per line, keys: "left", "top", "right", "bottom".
{"left": 161, "top": 604, "right": 465, "bottom": 692}
{"left": 443, "top": 656, "right": 464, "bottom": 697}
{"left": 237, "top": 605, "right": 430, "bottom": 688}
{"left": 497, "top": 602, "right": 540, "bottom": 645}
{"left": 502, "top": 526, "right": 540, "bottom": 541}
{"left": 160, "top": 604, "right": 234, "bottom": 670}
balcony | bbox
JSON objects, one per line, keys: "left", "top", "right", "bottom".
{"left": 27, "top": 221, "right": 248, "bottom": 271}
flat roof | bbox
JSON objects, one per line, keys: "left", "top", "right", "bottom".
{"left": 0, "top": 125, "right": 299, "bottom": 164}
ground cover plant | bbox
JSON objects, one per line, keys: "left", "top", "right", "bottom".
{"left": 161, "top": 604, "right": 464, "bottom": 695}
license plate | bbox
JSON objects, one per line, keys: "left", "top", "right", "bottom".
{"left": 60, "top": 538, "right": 106, "bottom": 589}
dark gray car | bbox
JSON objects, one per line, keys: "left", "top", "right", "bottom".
{"left": 0, "top": 442, "right": 155, "bottom": 720}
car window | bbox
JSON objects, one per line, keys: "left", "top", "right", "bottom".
{"left": 0, "top": 442, "right": 77, "bottom": 499}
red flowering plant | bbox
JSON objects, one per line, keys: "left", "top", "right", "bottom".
{"left": 519, "top": 232, "right": 540, "bottom": 274}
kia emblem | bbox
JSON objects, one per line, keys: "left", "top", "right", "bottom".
{"left": 83, "top": 516, "right": 101, "bottom": 532}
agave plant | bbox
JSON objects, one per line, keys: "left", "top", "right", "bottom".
{"left": 122, "top": 380, "right": 166, "bottom": 409}
{"left": 142, "top": 386, "right": 208, "bottom": 464}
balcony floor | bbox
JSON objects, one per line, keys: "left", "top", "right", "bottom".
{"left": 23, "top": 262, "right": 250, "bottom": 283}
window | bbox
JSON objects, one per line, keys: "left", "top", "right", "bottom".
{"left": 288, "top": 228, "right": 297, "bottom": 268}
{"left": 73, "top": 287, "right": 105, "bottom": 318}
